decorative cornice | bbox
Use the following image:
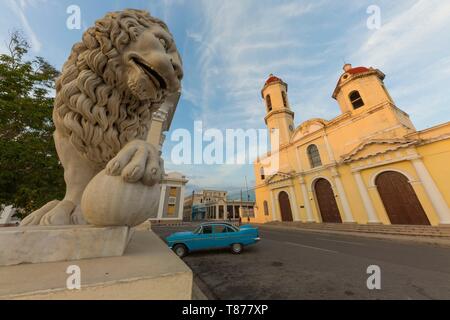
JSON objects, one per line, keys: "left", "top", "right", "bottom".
{"left": 264, "top": 109, "right": 295, "bottom": 124}
{"left": 416, "top": 134, "right": 450, "bottom": 146}
{"left": 350, "top": 153, "right": 421, "bottom": 172}
{"left": 341, "top": 139, "right": 418, "bottom": 163}
{"left": 266, "top": 172, "right": 293, "bottom": 185}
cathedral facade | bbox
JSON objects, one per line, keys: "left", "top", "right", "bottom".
{"left": 252, "top": 64, "right": 450, "bottom": 226}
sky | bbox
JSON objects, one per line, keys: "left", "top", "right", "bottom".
{"left": 1, "top": 0, "right": 450, "bottom": 199}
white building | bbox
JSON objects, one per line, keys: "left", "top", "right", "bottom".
{"left": 183, "top": 190, "right": 255, "bottom": 221}
{"left": 150, "top": 172, "right": 188, "bottom": 224}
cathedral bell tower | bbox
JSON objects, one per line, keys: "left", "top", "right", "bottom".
{"left": 333, "top": 63, "right": 394, "bottom": 114}
{"left": 332, "top": 63, "right": 415, "bottom": 131}
{"left": 262, "top": 74, "right": 295, "bottom": 147}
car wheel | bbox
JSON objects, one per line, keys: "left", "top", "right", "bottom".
{"left": 231, "top": 243, "right": 243, "bottom": 254}
{"left": 173, "top": 244, "right": 188, "bottom": 258}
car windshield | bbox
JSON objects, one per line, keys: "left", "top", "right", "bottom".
{"left": 226, "top": 224, "right": 239, "bottom": 232}
{"left": 193, "top": 226, "right": 202, "bottom": 234}
{"left": 193, "top": 224, "right": 238, "bottom": 234}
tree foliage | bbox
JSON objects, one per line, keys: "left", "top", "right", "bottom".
{"left": 0, "top": 31, "right": 64, "bottom": 218}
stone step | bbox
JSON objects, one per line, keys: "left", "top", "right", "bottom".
{"left": 267, "top": 222, "right": 450, "bottom": 238}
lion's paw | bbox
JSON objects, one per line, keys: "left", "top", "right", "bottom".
{"left": 20, "top": 200, "right": 60, "bottom": 226}
{"left": 105, "top": 140, "right": 164, "bottom": 186}
{"left": 40, "top": 200, "right": 75, "bottom": 226}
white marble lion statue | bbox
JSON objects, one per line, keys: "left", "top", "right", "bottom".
{"left": 21, "top": 9, "right": 183, "bottom": 226}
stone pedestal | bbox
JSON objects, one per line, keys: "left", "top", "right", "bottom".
{"left": 0, "top": 225, "right": 132, "bottom": 266}
{"left": 0, "top": 230, "right": 193, "bottom": 299}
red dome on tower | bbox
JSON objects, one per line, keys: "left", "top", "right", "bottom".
{"left": 265, "top": 74, "right": 282, "bottom": 85}
{"left": 346, "top": 66, "right": 370, "bottom": 75}
{"left": 342, "top": 63, "right": 370, "bottom": 75}
{"left": 333, "top": 64, "right": 385, "bottom": 99}
{"left": 261, "top": 73, "right": 288, "bottom": 98}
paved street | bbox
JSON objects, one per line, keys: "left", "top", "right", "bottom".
{"left": 152, "top": 223, "right": 450, "bottom": 299}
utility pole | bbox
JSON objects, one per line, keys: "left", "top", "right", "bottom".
{"left": 245, "top": 176, "right": 251, "bottom": 222}
{"left": 245, "top": 176, "right": 250, "bottom": 202}
{"left": 240, "top": 189, "right": 243, "bottom": 222}
{"left": 191, "top": 190, "right": 195, "bottom": 221}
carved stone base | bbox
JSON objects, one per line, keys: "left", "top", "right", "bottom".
{"left": 0, "top": 225, "right": 132, "bottom": 266}
{"left": 0, "top": 230, "right": 193, "bottom": 299}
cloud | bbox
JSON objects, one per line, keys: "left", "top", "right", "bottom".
{"left": 184, "top": 1, "right": 324, "bottom": 129}
{"left": 167, "top": 163, "right": 253, "bottom": 192}
{"left": 171, "top": 0, "right": 450, "bottom": 191}
{"left": 186, "top": 30, "right": 203, "bottom": 43}
{"left": 277, "top": 1, "right": 321, "bottom": 17}
{"left": 5, "top": 0, "right": 42, "bottom": 52}
{"left": 349, "top": 0, "right": 450, "bottom": 129}
{"left": 169, "top": 1, "right": 332, "bottom": 190}
{"left": 351, "top": 0, "right": 450, "bottom": 70}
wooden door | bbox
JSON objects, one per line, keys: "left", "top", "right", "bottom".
{"left": 315, "top": 178, "right": 342, "bottom": 223}
{"left": 278, "top": 191, "right": 293, "bottom": 222}
{"left": 376, "top": 171, "right": 430, "bottom": 225}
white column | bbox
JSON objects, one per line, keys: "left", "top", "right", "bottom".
{"left": 299, "top": 179, "right": 315, "bottom": 222}
{"left": 332, "top": 172, "right": 355, "bottom": 223}
{"left": 323, "top": 134, "right": 336, "bottom": 162}
{"left": 148, "top": 110, "right": 168, "bottom": 151}
{"left": 288, "top": 186, "right": 301, "bottom": 221}
{"left": 216, "top": 205, "right": 219, "bottom": 220}
{"left": 177, "top": 185, "right": 185, "bottom": 221}
{"left": 353, "top": 171, "right": 379, "bottom": 223}
{"left": 157, "top": 184, "right": 167, "bottom": 219}
{"left": 270, "top": 190, "right": 277, "bottom": 221}
{"left": 412, "top": 158, "right": 450, "bottom": 224}
{"left": 295, "top": 146, "right": 303, "bottom": 172}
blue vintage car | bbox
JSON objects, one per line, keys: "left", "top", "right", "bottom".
{"left": 166, "top": 222, "right": 260, "bottom": 257}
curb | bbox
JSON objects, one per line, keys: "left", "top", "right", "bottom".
{"left": 152, "top": 231, "right": 213, "bottom": 300}
{"left": 257, "top": 223, "right": 450, "bottom": 248}
{"left": 192, "top": 275, "right": 216, "bottom": 300}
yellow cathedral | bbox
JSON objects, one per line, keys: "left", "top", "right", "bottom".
{"left": 252, "top": 64, "right": 450, "bottom": 226}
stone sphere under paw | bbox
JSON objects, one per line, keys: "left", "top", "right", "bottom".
{"left": 81, "top": 170, "right": 160, "bottom": 227}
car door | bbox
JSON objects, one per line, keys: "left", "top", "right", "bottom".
{"left": 224, "top": 225, "right": 242, "bottom": 246}
{"left": 212, "top": 224, "right": 230, "bottom": 248}
{"left": 190, "top": 225, "right": 214, "bottom": 251}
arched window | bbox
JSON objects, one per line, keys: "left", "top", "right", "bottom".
{"left": 307, "top": 144, "right": 322, "bottom": 168}
{"left": 282, "top": 91, "right": 288, "bottom": 107}
{"left": 266, "top": 95, "right": 272, "bottom": 112}
{"left": 349, "top": 91, "right": 364, "bottom": 109}
{"left": 260, "top": 167, "right": 265, "bottom": 180}
{"left": 263, "top": 201, "right": 269, "bottom": 216}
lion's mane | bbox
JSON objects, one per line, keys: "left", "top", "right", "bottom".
{"left": 54, "top": 9, "right": 171, "bottom": 166}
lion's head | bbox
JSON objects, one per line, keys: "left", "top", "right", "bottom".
{"left": 54, "top": 9, "right": 183, "bottom": 166}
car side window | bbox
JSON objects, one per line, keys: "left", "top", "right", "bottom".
{"left": 214, "top": 225, "right": 227, "bottom": 233}
{"left": 226, "top": 226, "right": 236, "bottom": 233}
{"left": 202, "top": 225, "right": 212, "bottom": 234}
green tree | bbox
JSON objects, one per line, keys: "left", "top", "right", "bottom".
{"left": 0, "top": 31, "right": 64, "bottom": 218}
